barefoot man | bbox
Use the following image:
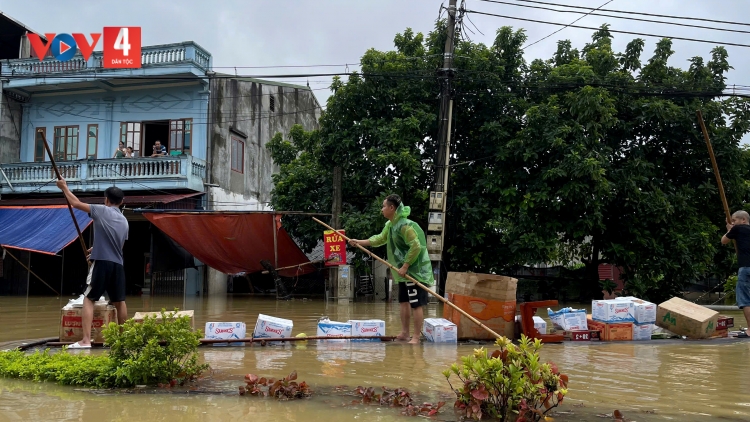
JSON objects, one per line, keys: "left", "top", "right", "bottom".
{"left": 57, "top": 178, "right": 129, "bottom": 348}
{"left": 722, "top": 210, "right": 750, "bottom": 327}
{"left": 349, "top": 194, "right": 435, "bottom": 344}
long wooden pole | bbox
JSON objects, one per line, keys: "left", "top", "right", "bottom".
{"left": 696, "top": 111, "right": 737, "bottom": 253}
{"left": 312, "top": 217, "right": 502, "bottom": 339}
{"left": 2, "top": 247, "right": 60, "bottom": 296}
{"left": 38, "top": 129, "right": 89, "bottom": 262}
{"left": 261, "top": 259, "right": 325, "bottom": 274}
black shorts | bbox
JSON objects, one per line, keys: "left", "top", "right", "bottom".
{"left": 84, "top": 260, "right": 126, "bottom": 303}
{"left": 398, "top": 281, "right": 429, "bottom": 309}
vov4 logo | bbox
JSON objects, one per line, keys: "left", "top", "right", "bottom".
{"left": 28, "top": 27, "right": 142, "bottom": 69}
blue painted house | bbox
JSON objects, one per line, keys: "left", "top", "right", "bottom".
{"left": 0, "top": 13, "right": 322, "bottom": 297}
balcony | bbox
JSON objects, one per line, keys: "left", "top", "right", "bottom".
{"left": 0, "top": 155, "right": 207, "bottom": 194}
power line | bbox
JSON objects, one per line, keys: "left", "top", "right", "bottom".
{"left": 479, "top": 0, "right": 750, "bottom": 38}
{"left": 2, "top": 70, "right": 439, "bottom": 81}
{"left": 522, "top": 0, "right": 615, "bottom": 50}
{"left": 505, "top": 0, "right": 750, "bottom": 28}
{"left": 465, "top": 9, "right": 750, "bottom": 48}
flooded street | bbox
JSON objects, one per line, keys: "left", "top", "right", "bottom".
{"left": 1, "top": 295, "right": 750, "bottom": 421}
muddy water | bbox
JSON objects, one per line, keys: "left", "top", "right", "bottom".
{"left": 1, "top": 295, "right": 749, "bottom": 421}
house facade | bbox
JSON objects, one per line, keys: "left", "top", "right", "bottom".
{"left": 0, "top": 15, "right": 322, "bottom": 297}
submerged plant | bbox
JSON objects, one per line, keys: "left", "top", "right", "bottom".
{"left": 443, "top": 335, "right": 569, "bottom": 421}
{"left": 239, "top": 371, "right": 312, "bottom": 400}
{"left": 351, "top": 386, "right": 446, "bottom": 417}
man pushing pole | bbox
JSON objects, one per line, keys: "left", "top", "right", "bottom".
{"left": 346, "top": 194, "right": 435, "bottom": 344}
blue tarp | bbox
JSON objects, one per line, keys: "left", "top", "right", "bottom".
{"left": 0, "top": 206, "right": 92, "bottom": 255}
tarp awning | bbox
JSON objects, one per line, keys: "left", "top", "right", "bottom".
{"left": 0, "top": 206, "right": 92, "bottom": 255}
{"left": 142, "top": 212, "right": 315, "bottom": 277}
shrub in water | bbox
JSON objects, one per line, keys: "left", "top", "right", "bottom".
{"left": 0, "top": 309, "right": 207, "bottom": 388}
{"left": 443, "top": 335, "right": 569, "bottom": 421}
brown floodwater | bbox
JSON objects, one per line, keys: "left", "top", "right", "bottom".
{"left": 1, "top": 295, "right": 749, "bottom": 421}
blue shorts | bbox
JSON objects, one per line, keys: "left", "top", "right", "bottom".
{"left": 737, "top": 267, "right": 750, "bottom": 309}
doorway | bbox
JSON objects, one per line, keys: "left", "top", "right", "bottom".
{"left": 142, "top": 120, "right": 169, "bottom": 157}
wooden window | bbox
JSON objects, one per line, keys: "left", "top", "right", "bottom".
{"left": 231, "top": 136, "right": 244, "bottom": 173}
{"left": 86, "top": 124, "right": 98, "bottom": 159}
{"left": 169, "top": 119, "right": 192, "bottom": 153}
{"left": 34, "top": 128, "right": 46, "bottom": 162}
{"left": 120, "top": 122, "right": 142, "bottom": 155}
{"left": 53, "top": 125, "right": 79, "bottom": 161}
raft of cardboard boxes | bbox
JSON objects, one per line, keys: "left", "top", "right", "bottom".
{"left": 58, "top": 272, "right": 735, "bottom": 344}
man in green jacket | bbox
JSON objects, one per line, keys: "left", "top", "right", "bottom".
{"left": 349, "top": 194, "right": 435, "bottom": 344}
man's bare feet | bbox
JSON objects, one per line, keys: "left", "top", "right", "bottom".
{"left": 396, "top": 332, "right": 410, "bottom": 341}
{"left": 407, "top": 337, "right": 420, "bottom": 345}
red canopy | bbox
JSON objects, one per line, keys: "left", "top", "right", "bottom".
{"left": 142, "top": 212, "right": 314, "bottom": 277}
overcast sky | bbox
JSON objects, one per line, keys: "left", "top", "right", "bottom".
{"left": 4, "top": 0, "right": 749, "bottom": 134}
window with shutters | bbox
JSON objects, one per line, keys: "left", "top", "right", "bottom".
{"left": 169, "top": 119, "right": 192, "bottom": 153}
{"left": 53, "top": 126, "right": 79, "bottom": 161}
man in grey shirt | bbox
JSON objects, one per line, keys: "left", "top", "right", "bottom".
{"left": 57, "top": 178, "right": 129, "bottom": 349}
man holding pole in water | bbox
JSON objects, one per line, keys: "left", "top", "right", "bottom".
{"left": 348, "top": 194, "right": 434, "bottom": 344}
{"left": 722, "top": 210, "right": 750, "bottom": 326}
{"left": 57, "top": 178, "right": 129, "bottom": 348}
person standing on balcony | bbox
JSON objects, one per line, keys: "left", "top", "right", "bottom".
{"left": 348, "top": 194, "right": 435, "bottom": 344}
{"left": 56, "top": 178, "right": 129, "bottom": 349}
{"left": 151, "top": 140, "right": 167, "bottom": 157}
{"left": 113, "top": 141, "right": 127, "bottom": 158}
{"left": 125, "top": 147, "right": 134, "bottom": 158}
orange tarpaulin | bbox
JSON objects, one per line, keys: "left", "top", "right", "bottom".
{"left": 142, "top": 212, "right": 314, "bottom": 277}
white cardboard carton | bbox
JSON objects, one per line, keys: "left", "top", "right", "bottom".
{"left": 205, "top": 322, "right": 247, "bottom": 346}
{"left": 422, "top": 318, "right": 458, "bottom": 343}
{"left": 633, "top": 323, "right": 653, "bottom": 341}
{"left": 515, "top": 315, "right": 547, "bottom": 334}
{"left": 316, "top": 320, "right": 352, "bottom": 342}
{"left": 348, "top": 319, "right": 385, "bottom": 342}
{"left": 615, "top": 297, "right": 657, "bottom": 324}
{"left": 253, "top": 314, "right": 293, "bottom": 339}
{"left": 547, "top": 308, "right": 588, "bottom": 331}
{"left": 592, "top": 299, "right": 635, "bottom": 323}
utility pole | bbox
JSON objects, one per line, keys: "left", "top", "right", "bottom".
{"left": 330, "top": 166, "right": 343, "bottom": 301}
{"left": 427, "top": 0, "right": 458, "bottom": 297}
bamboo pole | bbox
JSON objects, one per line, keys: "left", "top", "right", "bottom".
{"left": 38, "top": 129, "right": 89, "bottom": 262}
{"left": 2, "top": 247, "right": 60, "bottom": 296}
{"left": 312, "top": 217, "right": 503, "bottom": 339}
{"left": 696, "top": 110, "right": 738, "bottom": 253}
{"left": 261, "top": 260, "right": 324, "bottom": 274}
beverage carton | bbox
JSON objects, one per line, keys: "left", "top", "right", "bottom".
{"left": 614, "top": 296, "right": 656, "bottom": 324}
{"left": 547, "top": 308, "right": 588, "bottom": 331}
{"left": 592, "top": 299, "right": 635, "bottom": 323}
{"left": 60, "top": 303, "right": 117, "bottom": 343}
{"left": 253, "top": 314, "right": 293, "bottom": 340}
{"left": 515, "top": 315, "right": 547, "bottom": 334}
{"left": 316, "top": 320, "right": 352, "bottom": 342}
{"left": 717, "top": 315, "right": 734, "bottom": 330}
{"left": 347, "top": 319, "right": 385, "bottom": 342}
{"left": 632, "top": 323, "right": 653, "bottom": 341}
{"left": 422, "top": 318, "right": 458, "bottom": 343}
{"left": 587, "top": 318, "right": 633, "bottom": 341}
{"left": 205, "top": 322, "right": 247, "bottom": 346}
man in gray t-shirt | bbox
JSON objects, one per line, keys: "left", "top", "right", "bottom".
{"left": 57, "top": 178, "right": 129, "bottom": 349}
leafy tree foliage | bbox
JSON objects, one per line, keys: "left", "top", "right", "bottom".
{"left": 268, "top": 22, "right": 750, "bottom": 302}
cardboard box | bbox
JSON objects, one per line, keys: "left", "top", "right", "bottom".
{"left": 592, "top": 300, "right": 635, "bottom": 323}
{"left": 204, "top": 322, "right": 246, "bottom": 346}
{"left": 548, "top": 308, "right": 588, "bottom": 331}
{"left": 587, "top": 319, "right": 632, "bottom": 341}
{"left": 655, "top": 297, "right": 719, "bottom": 339}
{"left": 444, "top": 272, "right": 517, "bottom": 301}
{"left": 551, "top": 329, "right": 598, "bottom": 341}
{"left": 710, "top": 328, "right": 728, "bottom": 338}
{"left": 632, "top": 323, "right": 653, "bottom": 341}
{"left": 444, "top": 293, "right": 516, "bottom": 339}
{"left": 316, "top": 320, "right": 352, "bottom": 342}
{"left": 423, "top": 318, "right": 458, "bottom": 343}
{"left": 717, "top": 315, "right": 734, "bottom": 330}
{"left": 515, "top": 315, "right": 547, "bottom": 334}
{"left": 132, "top": 310, "right": 195, "bottom": 329}
{"left": 253, "top": 314, "right": 294, "bottom": 339}
{"left": 347, "top": 319, "right": 385, "bottom": 342}
{"left": 60, "top": 304, "right": 117, "bottom": 343}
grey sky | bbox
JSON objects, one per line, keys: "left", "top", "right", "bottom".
{"left": 4, "top": 1, "right": 749, "bottom": 129}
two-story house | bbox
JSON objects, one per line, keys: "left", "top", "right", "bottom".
{"left": 0, "top": 13, "right": 321, "bottom": 297}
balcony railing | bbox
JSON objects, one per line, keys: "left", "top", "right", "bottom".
{"left": 2, "top": 41, "right": 212, "bottom": 76}
{"left": 0, "top": 156, "right": 207, "bottom": 194}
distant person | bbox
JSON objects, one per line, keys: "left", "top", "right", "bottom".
{"left": 151, "top": 140, "right": 167, "bottom": 157}
{"left": 56, "top": 178, "right": 129, "bottom": 349}
{"left": 113, "top": 141, "right": 127, "bottom": 158}
{"left": 348, "top": 194, "right": 435, "bottom": 344}
{"left": 125, "top": 146, "right": 134, "bottom": 158}
{"left": 723, "top": 210, "right": 750, "bottom": 331}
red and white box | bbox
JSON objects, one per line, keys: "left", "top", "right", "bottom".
{"left": 348, "top": 319, "right": 385, "bottom": 342}
{"left": 423, "top": 318, "right": 458, "bottom": 343}
{"left": 253, "top": 314, "right": 293, "bottom": 340}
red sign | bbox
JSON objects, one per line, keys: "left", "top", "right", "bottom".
{"left": 28, "top": 27, "right": 141, "bottom": 68}
{"left": 324, "top": 230, "right": 346, "bottom": 266}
